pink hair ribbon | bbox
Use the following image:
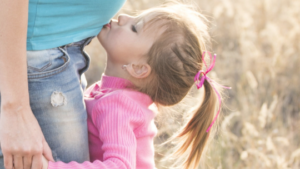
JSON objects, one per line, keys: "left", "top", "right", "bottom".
{"left": 194, "top": 51, "right": 231, "bottom": 132}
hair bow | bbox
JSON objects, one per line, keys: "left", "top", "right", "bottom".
{"left": 194, "top": 51, "right": 231, "bottom": 132}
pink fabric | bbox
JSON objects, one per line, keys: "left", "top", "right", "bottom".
{"left": 48, "top": 75, "right": 157, "bottom": 169}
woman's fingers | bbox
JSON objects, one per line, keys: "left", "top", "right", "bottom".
{"left": 23, "top": 156, "right": 33, "bottom": 169}
{"left": 31, "top": 155, "right": 43, "bottom": 169}
{"left": 12, "top": 156, "right": 23, "bottom": 169}
{"left": 3, "top": 154, "right": 13, "bottom": 169}
{"left": 42, "top": 140, "right": 54, "bottom": 162}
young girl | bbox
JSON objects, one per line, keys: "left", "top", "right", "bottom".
{"left": 42, "top": 3, "right": 226, "bottom": 169}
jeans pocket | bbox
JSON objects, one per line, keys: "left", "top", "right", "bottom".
{"left": 27, "top": 47, "right": 70, "bottom": 79}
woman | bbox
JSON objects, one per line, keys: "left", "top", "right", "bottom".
{"left": 0, "top": 0, "right": 126, "bottom": 169}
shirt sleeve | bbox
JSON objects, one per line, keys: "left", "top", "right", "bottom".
{"left": 48, "top": 91, "right": 145, "bottom": 169}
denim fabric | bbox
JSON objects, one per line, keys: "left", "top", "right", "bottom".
{"left": 0, "top": 37, "right": 95, "bottom": 167}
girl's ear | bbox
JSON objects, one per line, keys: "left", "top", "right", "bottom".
{"left": 126, "top": 63, "right": 151, "bottom": 79}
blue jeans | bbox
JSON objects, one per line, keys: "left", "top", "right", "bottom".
{"left": 0, "top": 37, "right": 94, "bottom": 167}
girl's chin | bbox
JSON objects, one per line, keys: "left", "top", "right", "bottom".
{"left": 97, "top": 29, "right": 109, "bottom": 43}
{"left": 97, "top": 31, "right": 102, "bottom": 39}
{"left": 96, "top": 33, "right": 105, "bottom": 45}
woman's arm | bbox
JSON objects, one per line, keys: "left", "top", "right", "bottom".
{"left": 0, "top": 0, "right": 53, "bottom": 169}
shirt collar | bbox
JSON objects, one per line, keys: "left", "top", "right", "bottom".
{"left": 99, "top": 74, "right": 133, "bottom": 90}
{"left": 90, "top": 75, "right": 153, "bottom": 107}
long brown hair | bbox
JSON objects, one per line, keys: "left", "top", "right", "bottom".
{"left": 137, "top": 3, "right": 221, "bottom": 169}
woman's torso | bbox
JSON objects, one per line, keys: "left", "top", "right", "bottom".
{"left": 27, "top": 0, "right": 126, "bottom": 50}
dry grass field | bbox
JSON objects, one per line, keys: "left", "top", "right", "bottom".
{"left": 85, "top": 0, "right": 300, "bottom": 168}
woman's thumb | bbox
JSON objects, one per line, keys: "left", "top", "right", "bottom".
{"left": 42, "top": 139, "right": 54, "bottom": 162}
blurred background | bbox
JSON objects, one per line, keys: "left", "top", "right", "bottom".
{"left": 84, "top": 0, "right": 300, "bottom": 168}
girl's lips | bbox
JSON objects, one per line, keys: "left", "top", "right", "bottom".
{"left": 104, "top": 20, "right": 112, "bottom": 28}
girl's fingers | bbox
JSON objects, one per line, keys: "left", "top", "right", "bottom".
{"left": 31, "top": 154, "right": 43, "bottom": 169}
{"left": 12, "top": 156, "right": 23, "bottom": 169}
{"left": 3, "top": 154, "right": 13, "bottom": 169}
{"left": 23, "top": 156, "right": 33, "bottom": 169}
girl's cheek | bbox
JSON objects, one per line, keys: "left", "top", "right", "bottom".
{"left": 111, "top": 31, "right": 124, "bottom": 40}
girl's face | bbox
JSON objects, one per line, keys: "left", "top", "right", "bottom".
{"left": 97, "top": 14, "right": 156, "bottom": 65}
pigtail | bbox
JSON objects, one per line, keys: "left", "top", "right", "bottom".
{"left": 134, "top": 3, "right": 225, "bottom": 168}
{"left": 172, "top": 80, "right": 218, "bottom": 169}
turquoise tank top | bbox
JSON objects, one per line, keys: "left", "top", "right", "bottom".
{"left": 27, "top": 0, "right": 126, "bottom": 50}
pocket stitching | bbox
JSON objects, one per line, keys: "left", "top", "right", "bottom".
{"left": 28, "top": 61, "right": 53, "bottom": 72}
{"left": 28, "top": 48, "right": 70, "bottom": 79}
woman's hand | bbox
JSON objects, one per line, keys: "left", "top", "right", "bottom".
{"left": 0, "top": 104, "right": 54, "bottom": 169}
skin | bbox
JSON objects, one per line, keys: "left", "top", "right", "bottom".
{"left": 0, "top": 0, "right": 53, "bottom": 169}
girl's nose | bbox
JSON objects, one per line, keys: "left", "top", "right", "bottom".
{"left": 117, "top": 14, "right": 133, "bottom": 26}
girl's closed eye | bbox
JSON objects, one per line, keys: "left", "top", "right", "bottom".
{"left": 131, "top": 25, "right": 137, "bottom": 33}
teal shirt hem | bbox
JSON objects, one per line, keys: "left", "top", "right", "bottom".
{"left": 27, "top": 28, "right": 101, "bottom": 51}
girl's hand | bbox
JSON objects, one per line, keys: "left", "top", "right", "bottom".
{"left": 42, "top": 156, "right": 49, "bottom": 169}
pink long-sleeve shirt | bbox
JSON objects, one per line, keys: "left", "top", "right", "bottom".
{"left": 48, "top": 75, "right": 157, "bottom": 169}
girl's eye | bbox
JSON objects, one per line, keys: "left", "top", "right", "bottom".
{"left": 131, "top": 25, "right": 137, "bottom": 33}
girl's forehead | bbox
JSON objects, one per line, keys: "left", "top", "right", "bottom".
{"left": 136, "top": 12, "right": 160, "bottom": 26}
{"left": 137, "top": 13, "right": 167, "bottom": 35}
{"left": 141, "top": 24, "right": 166, "bottom": 42}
